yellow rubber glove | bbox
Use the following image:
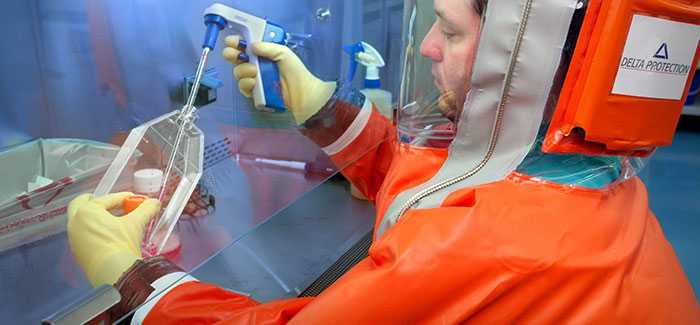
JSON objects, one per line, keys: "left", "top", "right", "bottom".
{"left": 223, "top": 35, "right": 337, "bottom": 125}
{"left": 67, "top": 192, "right": 160, "bottom": 287}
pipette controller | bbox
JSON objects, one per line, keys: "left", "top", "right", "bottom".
{"left": 151, "top": 4, "right": 289, "bottom": 254}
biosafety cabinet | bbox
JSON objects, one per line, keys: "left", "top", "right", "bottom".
{"left": 0, "top": 0, "right": 404, "bottom": 323}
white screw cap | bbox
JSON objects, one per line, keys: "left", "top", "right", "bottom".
{"left": 133, "top": 169, "right": 163, "bottom": 195}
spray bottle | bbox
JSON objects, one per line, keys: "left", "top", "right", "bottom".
{"left": 344, "top": 42, "right": 393, "bottom": 200}
{"left": 344, "top": 42, "right": 393, "bottom": 119}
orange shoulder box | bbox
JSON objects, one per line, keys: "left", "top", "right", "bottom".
{"left": 544, "top": 0, "right": 700, "bottom": 157}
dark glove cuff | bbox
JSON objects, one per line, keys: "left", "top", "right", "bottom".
{"left": 109, "top": 256, "right": 183, "bottom": 322}
{"left": 302, "top": 82, "right": 365, "bottom": 128}
{"left": 301, "top": 83, "right": 367, "bottom": 148}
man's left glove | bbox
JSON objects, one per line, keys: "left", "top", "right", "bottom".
{"left": 67, "top": 192, "right": 160, "bottom": 287}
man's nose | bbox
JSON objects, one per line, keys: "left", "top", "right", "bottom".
{"left": 420, "top": 23, "right": 443, "bottom": 62}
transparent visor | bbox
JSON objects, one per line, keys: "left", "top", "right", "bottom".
{"left": 397, "top": 0, "right": 484, "bottom": 148}
{"left": 396, "top": 0, "right": 652, "bottom": 186}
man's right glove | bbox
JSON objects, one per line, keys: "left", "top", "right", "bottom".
{"left": 223, "top": 35, "right": 337, "bottom": 125}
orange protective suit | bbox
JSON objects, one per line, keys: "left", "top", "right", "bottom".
{"left": 100, "top": 0, "right": 700, "bottom": 322}
{"left": 125, "top": 107, "right": 699, "bottom": 324}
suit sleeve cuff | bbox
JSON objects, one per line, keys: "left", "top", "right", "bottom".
{"left": 109, "top": 256, "right": 192, "bottom": 323}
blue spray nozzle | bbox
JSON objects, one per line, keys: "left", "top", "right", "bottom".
{"left": 203, "top": 14, "right": 228, "bottom": 49}
{"left": 343, "top": 42, "right": 365, "bottom": 84}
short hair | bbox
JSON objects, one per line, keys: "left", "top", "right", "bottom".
{"left": 473, "top": 0, "right": 487, "bottom": 16}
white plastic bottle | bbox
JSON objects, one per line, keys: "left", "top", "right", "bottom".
{"left": 360, "top": 57, "right": 392, "bottom": 118}
{"left": 356, "top": 44, "right": 393, "bottom": 119}
{"left": 361, "top": 88, "right": 393, "bottom": 119}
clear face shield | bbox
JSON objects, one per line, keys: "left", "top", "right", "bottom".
{"left": 395, "top": 0, "right": 657, "bottom": 185}
{"left": 397, "top": 0, "right": 484, "bottom": 148}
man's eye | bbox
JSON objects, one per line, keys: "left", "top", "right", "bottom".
{"left": 442, "top": 30, "right": 456, "bottom": 40}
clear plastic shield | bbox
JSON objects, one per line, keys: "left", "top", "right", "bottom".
{"left": 397, "top": 0, "right": 483, "bottom": 148}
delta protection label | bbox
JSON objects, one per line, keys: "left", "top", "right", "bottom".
{"left": 612, "top": 15, "right": 700, "bottom": 100}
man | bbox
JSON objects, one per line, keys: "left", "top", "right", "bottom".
{"left": 68, "top": 0, "right": 699, "bottom": 323}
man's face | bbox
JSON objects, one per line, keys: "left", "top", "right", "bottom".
{"left": 420, "top": 0, "right": 482, "bottom": 121}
